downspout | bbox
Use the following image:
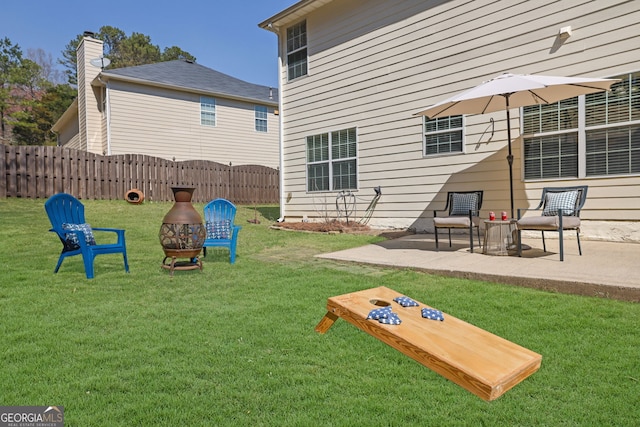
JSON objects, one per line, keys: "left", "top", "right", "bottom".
{"left": 261, "top": 21, "right": 285, "bottom": 220}
{"left": 277, "top": 37, "right": 285, "bottom": 221}
{"left": 98, "top": 76, "right": 112, "bottom": 155}
{"left": 105, "top": 80, "right": 111, "bottom": 155}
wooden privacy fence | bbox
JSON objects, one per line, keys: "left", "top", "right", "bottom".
{"left": 0, "top": 145, "right": 279, "bottom": 204}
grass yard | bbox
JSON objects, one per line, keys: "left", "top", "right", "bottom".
{"left": 0, "top": 197, "right": 639, "bottom": 426}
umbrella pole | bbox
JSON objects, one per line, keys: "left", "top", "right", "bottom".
{"left": 505, "top": 94, "right": 515, "bottom": 219}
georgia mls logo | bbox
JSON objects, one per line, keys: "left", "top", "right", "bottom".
{"left": 0, "top": 406, "right": 64, "bottom": 427}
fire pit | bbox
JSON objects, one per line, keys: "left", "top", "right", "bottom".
{"left": 159, "top": 187, "right": 206, "bottom": 276}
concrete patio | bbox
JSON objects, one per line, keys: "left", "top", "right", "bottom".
{"left": 317, "top": 233, "right": 640, "bottom": 302}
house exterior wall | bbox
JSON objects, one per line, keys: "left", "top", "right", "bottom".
{"left": 270, "top": 0, "right": 640, "bottom": 240}
{"left": 57, "top": 37, "right": 279, "bottom": 168}
{"left": 105, "top": 81, "right": 279, "bottom": 167}
{"left": 59, "top": 120, "right": 80, "bottom": 150}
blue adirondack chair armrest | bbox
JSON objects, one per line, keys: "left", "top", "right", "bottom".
{"left": 92, "top": 227, "right": 126, "bottom": 240}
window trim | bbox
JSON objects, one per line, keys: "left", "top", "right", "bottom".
{"left": 255, "top": 105, "right": 268, "bottom": 132}
{"left": 306, "top": 127, "right": 358, "bottom": 193}
{"left": 521, "top": 72, "right": 640, "bottom": 180}
{"left": 200, "top": 96, "right": 216, "bottom": 127}
{"left": 286, "top": 20, "right": 308, "bottom": 81}
{"left": 422, "top": 115, "right": 465, "bottom": 157}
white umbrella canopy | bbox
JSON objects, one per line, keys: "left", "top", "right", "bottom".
{"left": 415, "top": 73, "right": 619, "bottom": 118}
{"left": 414, "top": 73, "right": 619, "bottom": 217}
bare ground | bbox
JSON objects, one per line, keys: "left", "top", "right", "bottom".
{"left": 270, "top": 220, "right": 412, "bottom": 238}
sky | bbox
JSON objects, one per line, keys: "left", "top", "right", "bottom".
{"left": 1, "top": 0, "right": 297, "bottom": 88}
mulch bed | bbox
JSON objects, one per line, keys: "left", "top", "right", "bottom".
{"left": 270, "top": 220, "right": 413, "bottom": 238}
{"left": 271, "top": 220, "right": 372, "bottom": 234}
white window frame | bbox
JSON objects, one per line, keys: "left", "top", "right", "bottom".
{"left": 200, "top": 96, "right": 216, "bottom": 127}
{"left": 306, "top": 128, "right": 358, "bottom": 193}
{"left": 255, "top": 105, "right": 268, "bottom": 132}
{"left": 422, "top": 115, "right": 464, "bottom": 156}
{"left": 521, "top": 97, "right": 579, "bottom": 180}
{"left": 286, "top": 20, "right": 307, "bottom": 81}
{"left": 522, "top": 72, "right": 640, "bottom": 180}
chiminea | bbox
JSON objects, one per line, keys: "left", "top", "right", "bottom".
{"left": 159, "top": 187, "right": 206, "bottom": 275}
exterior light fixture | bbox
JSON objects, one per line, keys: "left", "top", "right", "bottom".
{"left": 559, "top": 26, "right": 572, "bottom": 38}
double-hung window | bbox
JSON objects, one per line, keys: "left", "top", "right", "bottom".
{"left": 306, "top": 128, "right": 357, "bottom": 192}
{"left": 423, "top": 116, "right": 464, "bottom": 155}
{"left": 255, "top": 105, "right": 268, "bottom": 132}
{"left": 200, "top": 96, "right": 216, "bottom": 127}
{"left": 286, "top": 21, "right": 307, "bottom": 81}
{"left": 523, "top": 72, "right": 640, "bottom": 179}
{"left": 584, "top": 72, "right": 640, "bottom": 176}
{"left": 522, "top": 98, "right": 579, "bottom": 179}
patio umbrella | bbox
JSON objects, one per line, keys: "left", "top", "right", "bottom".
{"left": 414, "top": 72, "right": 618, "bottom": 218}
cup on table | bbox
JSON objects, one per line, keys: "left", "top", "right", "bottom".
{"left": 489, "top": 211, "right": 495, "bottom": 221}
{"left": 501, "top": 211, "right": 507, "bottom": 220}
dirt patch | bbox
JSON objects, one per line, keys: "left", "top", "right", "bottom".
{"left": 270, "top": 220, "right": 413, "bottom": 238}
{"left": 271, "top": 220, "right": 371, "bottom": 234}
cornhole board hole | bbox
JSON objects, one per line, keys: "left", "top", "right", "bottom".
{"left": 315, "top": 286, "right": 541, "bottom": 401}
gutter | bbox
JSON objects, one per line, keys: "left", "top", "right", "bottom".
{"left": 258, "top": 0, "right": 335, "bottom": 31}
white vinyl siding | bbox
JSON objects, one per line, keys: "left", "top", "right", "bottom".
{"left": 523, "top": 72, "right": 640, "bottom": 180}
{"left": 200, "top": 96, "right": 216, "bottom": 127}
{"left": 306, "top": 128, "right": 357, "bottom": 192}
{"left": 105, "top": 82, "right": 279, "bottom": 167}
{"left": 273, "top": 0, "right": 640, "bottom": 226}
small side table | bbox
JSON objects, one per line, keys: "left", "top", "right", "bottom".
{"left": 483, "top": 219, "right": 518, "bottom": 256}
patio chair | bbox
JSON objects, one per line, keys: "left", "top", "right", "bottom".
{"left": 516, "top": 186, "right": 588, "bottom": 261}
{"left": 202, "top": 198, "right": 242, "bottom": 264}
{"left": 44, "top": 193, "right": 129, "bottom": 279}
{"left": 433, "top": 190, "right": 483, "bottom": 253}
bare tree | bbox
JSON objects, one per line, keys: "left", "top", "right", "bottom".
{"left": 27, "top": 48, "right": 65, "bottom": 85}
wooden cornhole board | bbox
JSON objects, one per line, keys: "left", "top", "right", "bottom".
{"left": 315, "top": 286, "right": 541, "bottom": 401}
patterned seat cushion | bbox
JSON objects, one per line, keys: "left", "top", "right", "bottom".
{"left": 206, "top": 220, "right": 232, "bottom": 239}
{"left": 543, "top": 191, "right": 578, "bottom": 216}
{"left": 450, "top": 193, "right": 479, "bottom": 216}
{"left": 62, "top": 223, "right": 96, "bottom": 247}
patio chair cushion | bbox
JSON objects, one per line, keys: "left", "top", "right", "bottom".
{"left": 543, "top": 191, "right": 578, "bottom": 216}
{"left": 433, "top": 215, "right": 482, "bottom": 228}
{"left": 450, "top": 192, "right": 479, "bottom": 216}
{"left": 517, "top": 215, "right": 581, "bottom": 231}
{"left": 62, "top": 223, "right": 96, "bottom": 247}
{"left": 205, "top": 220, "right": 232, "bottom": 239}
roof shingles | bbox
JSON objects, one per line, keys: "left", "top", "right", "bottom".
{"left": 101, "top": 60, "right": 277, "bottom": 104}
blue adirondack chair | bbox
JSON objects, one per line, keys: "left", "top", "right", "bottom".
{"left": 202, "top": 198, "right": 241, "bottom": 264}
{"left": 45, "top": 193, "right": 129, "bottom": 279}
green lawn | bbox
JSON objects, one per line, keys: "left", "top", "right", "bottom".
{"left": 1, "top": 197, "right": 638, "bottom": 426}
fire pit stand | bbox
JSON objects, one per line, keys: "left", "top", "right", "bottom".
{"left": 161, "top": 255, "right": 202, "bottom": 276}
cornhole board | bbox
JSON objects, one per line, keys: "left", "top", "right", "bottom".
{"left": 315, "top": 286, "right": 541, "bottom": 401}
